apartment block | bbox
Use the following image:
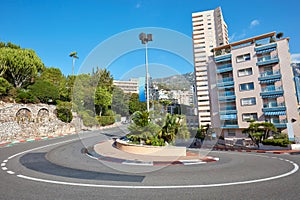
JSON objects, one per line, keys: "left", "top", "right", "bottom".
{"left": 113, "top": 79, "right": 139, "bottom": 94}
{"left": 192, "top": 7, "right": 228, "bottom": 126}
{"left": 208, "top": 32, "right": 300, "bottom": 139}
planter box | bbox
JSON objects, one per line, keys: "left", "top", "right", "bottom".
{"left": 116, "top": 139, "right": 186, "bottom": 156}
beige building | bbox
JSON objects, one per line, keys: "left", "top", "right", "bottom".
{"left": 113, "top": 79, "right": 139, "bottom": 94}
{"left": 208, "top": 32, "right": 300, "bottom": 139}
{"left": 192, "top": 7, "right": 228, "bottom": 126}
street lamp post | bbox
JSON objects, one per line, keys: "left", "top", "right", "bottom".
{"left": 69, "top": 52, "right": 79, "bottom": 76}
{"left": 139, "top": 33, "right": 153, "bottom": 112}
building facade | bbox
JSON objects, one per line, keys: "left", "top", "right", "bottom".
{"left": 208, "top": 32, "right": 300, "bottom": 139}
{"left": 113, "top": 79, "right": 139, "bottom": 94}
{"left": 192, "top": 7, "right": 228, "bottom": 126}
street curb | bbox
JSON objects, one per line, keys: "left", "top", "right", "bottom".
{"left": 0, "top": 133, "right": 76, "bottom": 148}
{"left": 86, "top": 147, "right": 219, "bottom": 166}
{"left": 212, "top": 146, "right": 300, "bottom": 155}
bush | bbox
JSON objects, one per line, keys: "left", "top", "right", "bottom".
{"left": 96, "top": 115, "right": 115, "bottom": 126}
{"left": 15, "top": 89, "right": 38, "bottom": 104}
{"left": 79, "top": 111, "right": 98, "bottom": 127}
{"left": 262, "top": 139, "right": 291, "bottom": 147}
{"left": 56, "top": 107, "right": 73, "bottom": 123}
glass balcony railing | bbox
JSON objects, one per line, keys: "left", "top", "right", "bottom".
{"left": 220, "top": 105, "right": 237, "bottom": 115}
{"left": 267, "top": 118, "right": 287, "bottom": 128}
{"left": 260, "top": 70, "right": 280, "bottom": 78}
{"left": 219, "top": 91, "right": 235, "bottom": 97}
{"left": 257, "top": 55, "right": 279, "bottom": 66}
{"left": 216, "top": 64, "right": 233, "bottom": 73}
{"left": 263, "top": 102, "right": 285, "bottom": 108}
{"left": 261, "top": 86, "right": 283, "bottom": 92}
{"left": 218, "top": 77, "right": 234, "bottom": 83}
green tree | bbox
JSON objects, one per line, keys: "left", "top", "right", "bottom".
{"left": 56, "top": 101, "right": 73, "bottom": 123}
{"left": 242, "top": 121, "right": 277, "bottom": 147}
{"left": 0, "top": 47, "right": 44, "bottom": 88}
{"left": 94, "top": 87, "right": 112, "bottom": 116}
{"left": 28, "top": 79, "right": 60, "bottom": 104}
{"left": 0, "top": 77, "right": 11, "bottom": 97}
{"left": 111, "top": 87, "right": 129, "bottom": 116}
{"left": 128, "top": 93, "right": 147, "bottom": 114}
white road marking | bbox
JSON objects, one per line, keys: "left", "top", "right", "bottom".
{"left": 3, "top": 160, "right": 8, "bottom": 163}
{"left": 4, "top": 135, "right": 300, "bottom": 189}
{"left": 16, "top": 160, "right": 298, "bottom": 189}
{"left": 122, "top": 161, "right": 153, "bottom": 166}
{"left": 2, "top": 167, "right": 7, "bottom": 171}
{"left": 1, "top": 163, "right": 6, "bottom": 167}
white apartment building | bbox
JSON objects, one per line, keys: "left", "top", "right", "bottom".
{"left": 113, "top": 79, "right": 139, "bottom": 94}
{"left": 192, "top": 7, "right": 229, "bottom": 126}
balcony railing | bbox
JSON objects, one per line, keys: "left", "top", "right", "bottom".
{"left": 218, "top": 77, "right": 233, "bottom": 83}
{"left": 260, "top": 86, "right": 284, "bottom": 98}
{"left": 217, "top": 77, "right": 234, "bottom": 88}
{"left": 216, "top": 64, "right": 233, "bottom": 73}
{"left": 218, "top": 91, "right": 236, "bottom": 102}
{"left": 220, "top": 105, "right": 237, "bottom": 115}
{"left": 257, "top": 55, "right": 279, "bottom": 66}
{"left": 214, "top": 53, "right": 232, "bottom": 63}
{"left": 267, "top": 119, "right": 287, "bottom": 128}
{"left": 255, "top": 43, "right": 277, "bottom": 54}
{"left": 259, "top": 70, "right": 281, "bottom": 83}
{"left": 261, "top": 86, "right": 283, "bottom": 92}
{"left": 221, "top": 120, "right": 239, "bottom": 128}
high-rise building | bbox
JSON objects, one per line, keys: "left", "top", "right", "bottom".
{"left": 207, "top": 32, "right": 300, "bottom": 139}
{"left": 192, "top": 7, "right": 228, "bottom": 126}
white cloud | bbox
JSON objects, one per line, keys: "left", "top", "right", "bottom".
{"left": 291, "top": 53, "right": 300, "bottom": 63}
{"left": 250, "top": 19, "right": 260, "bottom": 28}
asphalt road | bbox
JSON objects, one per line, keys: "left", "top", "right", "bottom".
{"left": 1, "top": 127, "right": 300, "bottom": 200}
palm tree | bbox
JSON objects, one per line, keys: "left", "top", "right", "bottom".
{"left": 69, "top": 51, "right": 78, "bottom": 75}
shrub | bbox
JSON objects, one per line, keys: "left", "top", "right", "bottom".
{"left": 79, "top": 111, "right": 98, "bottom": 127}
{"left": 56, "top": 107, "right": 73, "bottom": 123}
{"left": 15, "top": 89, "right": 38, "bottom": 104}
{"left": 96, "top": 115, "right": 115, "bottom": 126}
{"left": 262, "top": 139, "right": 291, "bottom": 147}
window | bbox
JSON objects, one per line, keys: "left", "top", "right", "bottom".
{"left": 238, "top": 68, "right": 253, "bottom": 77}
{"left": 207, "top": 23, "right": 211, "bottom": 25}
{"left": 236, "top": 53, "right": 251, "bottom": 63}
{"left": 242, "top": 113, "right": 258, "bottom": 121}
{"left": 240, "top": 82, "right": 254, "bottom": 91}
{"left": 241, "top": 97, "right": 256, "bottom": 106}
{"left": 227, "top": 130, "right": 236, "bottom": 137}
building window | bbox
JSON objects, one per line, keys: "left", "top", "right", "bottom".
{"left": 236, "top": 53, "right": 251, "bottom": 63}
{"left": 227, "top": 130, "right": 236, "bottom": 137}
{"left": 242, "top": 113, "right": 258, "bottom": 121}
{"left": 241, "top": 97, "right": 256, "bottom": 106}
{"left": 238, "top": 68, "right": 253, "bottom": 77}
{"left": 207, "top": 23, "right": 211, "bottom": 25}
{"left": 240, "top": 82, "right": 254, "bottom": 91}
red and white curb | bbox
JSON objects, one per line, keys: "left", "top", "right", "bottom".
{"left": 213, "top": 147, "right": 300, "bottom": 155}
{"left": 0, "top": 133, "right": 76, "bottom": 148}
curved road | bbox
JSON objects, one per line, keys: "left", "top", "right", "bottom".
{"left": 1, "top": 127, "right": 300, "bottom": 200}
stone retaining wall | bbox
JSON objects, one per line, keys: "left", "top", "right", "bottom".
{"left": 0, "top": 102, "right": 82, "bottom": 141}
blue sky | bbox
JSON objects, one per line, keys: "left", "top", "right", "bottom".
{"left": 1, "top": 0, "right": 300, "bottom": 79}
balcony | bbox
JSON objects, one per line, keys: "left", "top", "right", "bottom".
{"left": 216, "top": 64, "right": 233, "bottom": 73}
{"left": 257, "top": 55, "right": 279, "bottom": 66}
{"left": 255, "top": 43, "right": 277, "bottom": 54}
{"left": 220, "top": 114, "right": 237, "bottom": 120}
{"left": 221, "top": 120, "right": 239, "bottom": 129}
{"left": 220, "top": 105, "right": 237, "bottom": 115}
{"left": 259, "top": 70, "right": 281, "bottom": 83}
{"left": 214, "top": 53, "right": 232, "bottom": 63}
{"left": 262, "top": 102, "right": 286, "bottom": 113}
{"left": 217, "top": 77, "right": 234, "bottom": 89}
{"left": 219, "top": 91, "right": 236, "bottom": 102}
{"left": 269, "top": 119, "right": 287, "bottom": 129}
{"left": 260, "top": 86, "right": 284, "bottom": 98}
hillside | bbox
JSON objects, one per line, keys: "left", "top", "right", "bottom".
{"left": 152, "top": 72, "right": 195, "bottom": 91}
